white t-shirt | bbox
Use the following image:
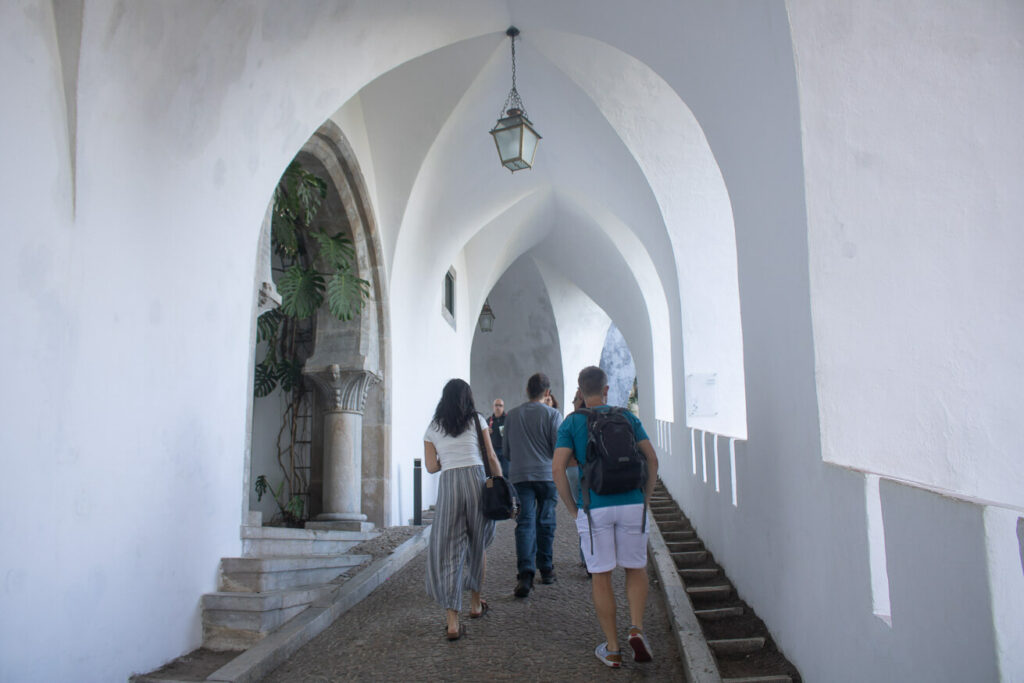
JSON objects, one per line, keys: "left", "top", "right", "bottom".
{"left": 424, "top": 414, "right": 489, "bottom": 472}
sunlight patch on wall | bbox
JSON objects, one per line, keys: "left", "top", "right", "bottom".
{"left": 865, "top": 474, "right": 893, "bottom": 626}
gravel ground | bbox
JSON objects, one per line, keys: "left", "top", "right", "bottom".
{"left": 263, "top": 504, "right": 685, "bottom": 681}
{"left": 348, "top": 526, "right": 422, "bottom": 561}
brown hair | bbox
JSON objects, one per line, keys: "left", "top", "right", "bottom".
{"left": 577, "top": 366, "right": 607, "bottom": 398}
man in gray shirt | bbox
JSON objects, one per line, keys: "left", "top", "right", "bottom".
{"left": 505, "top": 372, "right": 563, "bottom": 597}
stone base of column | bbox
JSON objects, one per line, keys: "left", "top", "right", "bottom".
{"left": 305, "top": 520, "right": 376, "bottom": 533}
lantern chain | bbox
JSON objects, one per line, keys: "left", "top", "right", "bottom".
{"left": 499, "top": 30, "right": 527, "bottom": 119}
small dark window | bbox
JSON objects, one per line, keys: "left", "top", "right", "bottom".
{"left": 442, "top": 268, "right": 456, "bottom": 328}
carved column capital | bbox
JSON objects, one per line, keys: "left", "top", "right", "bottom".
{"left": 305, "top": 365, "right": 381, "bottom": 414}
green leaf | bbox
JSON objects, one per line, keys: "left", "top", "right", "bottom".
{"left": 256, "top": 310, "right": 282, "bottom": 344}
{"left": 281, "top": 161, "right": 326, "bottom": 227}
{"left": 284, "top": 495, "right": 305, "bottom": 519}
{"left": 254, "top": 474, "right": 269, "bottom": 501}
{"left": 277, "top": 358, "right": 305, "bottom": 393}
{"left": 271, "top": 208, "right": 299, "bottom": 257}
{"left": 326, "top": 266, "right": 371, "bottom": 321}
{"left": 311, "top": 230, "right": 356, "bottom": 270}
{"left": 254, "top": 360, "right": 278, "bottom": 397}
{"left": 295, "top": 176, "right": 326, "bottom": 226}
{"left": 278, "top": 265, "right": 325, "bottom": 319}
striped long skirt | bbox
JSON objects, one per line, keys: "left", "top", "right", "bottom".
{"left": 424, "top": 465, "right": 496, "bottom": 611}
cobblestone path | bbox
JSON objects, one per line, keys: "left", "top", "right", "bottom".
{"left": 264, "top": 504, "right": 684, "bottom": 681}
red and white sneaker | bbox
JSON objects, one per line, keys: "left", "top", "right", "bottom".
{"left": 628, "top": 626, "right": 653, "bottom": 662}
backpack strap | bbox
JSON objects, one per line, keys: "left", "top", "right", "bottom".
{"left": 472, "top": 413, "right": 493, "bottom": 478}
{"left": 575, "top": 407, "right": 597, "bottom": 555}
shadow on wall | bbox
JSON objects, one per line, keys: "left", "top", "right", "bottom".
{"left": 470, "top": 256, "right": 564, "bottom": 409}
{"left": 1018, "top": 517, "right": 1024, "bottom": 574}
{"left": 599, "top": 322, "right": 634, "bottom": 407}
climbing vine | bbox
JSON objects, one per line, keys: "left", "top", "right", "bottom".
{"left": 254, "top": 161, "right": 370, "bottom": 526}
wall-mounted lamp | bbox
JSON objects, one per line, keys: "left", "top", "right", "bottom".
{"left": 478, "top": 299, "right": 496, "bottom": 333}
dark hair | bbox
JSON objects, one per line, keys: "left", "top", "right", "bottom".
{"left": 526, "top": 372, "right": 550, "bottom": 400}
{"left": 578, "top": 366, "right": 607, "bottom": 397}
{"left": 431, "top": 378, "right": 480, "bottom": 437}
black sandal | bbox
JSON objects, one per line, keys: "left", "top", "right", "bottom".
{"left": 446, "top": 622, "right": 467, "bottom": 641}
{"left": 469, "top": 600, "right": 489, "bottom": 619}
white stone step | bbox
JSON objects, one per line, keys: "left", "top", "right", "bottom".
{"left": 671, "top": 550, "right": 708, "bottom": 566}
{"left": 694, "top": 605, "right": 744, "bottom": 620}
{"left": 661, "top": 529, "right": 697, "bottom": 540}
{"left": 686, "top": 584, "right": 733, "bottom": 599}
{"left": 241, "top": 525, "right": 377, "bottom": 558}
{"left": 203, "top": 584, "right": 335, "bottom": 613}
{"left": 667, "top": 540, "right": 704, "bottom": 552}
{"left": 202, "top": 584, "right": 340, "bottom": 650}
{"left": 722, "top": 676, "right": 792, "bottom": 683}
{"left": 219, "top": 554, "right": 371, "bottom": 593}
{"left": 708, "top": 637, "right": 766, "bottom": 655}
{"left": 678, "top": 567, "right": 721, "bottom": 581}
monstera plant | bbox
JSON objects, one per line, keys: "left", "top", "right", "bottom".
{"left": 254, "top": 161, "right": 370, "bottom": 526}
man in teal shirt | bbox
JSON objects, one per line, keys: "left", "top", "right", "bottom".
{"left": 553, "top": 366, "right": 659, "bottom": 669}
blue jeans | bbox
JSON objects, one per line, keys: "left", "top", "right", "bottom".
{"left": 514, "top": 481, "right": 558, "bottom": 575}
{"left": 497, "top": 454, "right": 510, "bottom": 479}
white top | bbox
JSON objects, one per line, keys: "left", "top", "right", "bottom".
{"left": 424, "top": 414, "right": 489, "bottom": 472}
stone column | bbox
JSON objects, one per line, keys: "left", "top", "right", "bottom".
{"left": 306, "top": 364, "right": 381, "bottom": 530}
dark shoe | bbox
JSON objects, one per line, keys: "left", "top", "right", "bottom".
{"left": 468, "top": 599, "right": 489, "bottom": 618}
{"left": 540, "top": 569, "right": 556, "bottom": 584}
{"left": 513, "top": 571, "right": 534, "bottom": 598}
{"left": 445, "top": 622, "right": 466, "bottom": 641}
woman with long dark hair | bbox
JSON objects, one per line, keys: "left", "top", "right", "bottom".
{"left": 423, "top": 378, "right": 503, "bottom": 640}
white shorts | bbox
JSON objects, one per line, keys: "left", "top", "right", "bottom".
{"left": 575, "top": 503, "right": 648, "bottom": 573}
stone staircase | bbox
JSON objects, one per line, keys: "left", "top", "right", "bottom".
{"left": 201, "top": 516, "right": 378, "bottom": 650}
{"left": 649, "top": 484, "right": 802, "bottom": 682}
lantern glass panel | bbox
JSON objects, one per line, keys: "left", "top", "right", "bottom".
{"left": 493, "top": 125, "right": 522, "bottom": 164}
{"left": 520, "top": 125, "right": 540, "bottom": 167}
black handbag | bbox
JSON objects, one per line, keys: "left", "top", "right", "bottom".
{"left": 473, "top": 414, "right": 519, "bottom": 520}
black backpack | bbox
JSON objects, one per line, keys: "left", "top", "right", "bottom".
{"left": 577, "top": 407, "right": 648, "bottom": 552}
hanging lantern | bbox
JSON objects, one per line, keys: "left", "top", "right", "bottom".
{"left": 489, "top": 27, "right": 541, "bottom": 172}
{"left": 478, "top": 299, "right": 496, "bottom": 333}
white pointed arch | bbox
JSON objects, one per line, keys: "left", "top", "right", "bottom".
{"left": 533, "top": 29, "right": 747, "bottom": 437}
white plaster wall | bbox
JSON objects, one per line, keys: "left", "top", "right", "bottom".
{"left": 390, "top": 246, "right": 476, "bottom": 511}
{"left": 470, "top": 256, "right": 564, "bottom": 411}
{"left": 1, "top": 2, "right": 508, "bottom": 678}
{"left": 791, "top": 0, "right": 1024, "bottom": 507}
{"left": 1, "top": 4, "right": 249, "bottom": 677}
{"left": 3, "top": 1, "right": 1019, "bottom": 681}
{"left": 535, "top": 30, "right": 745, "bottom": 436}
{"left": 534, "top": 260, "right": 612, "bottom": 405}
{"left": 663, "top": 3, "right": 1023, "bottom": 681}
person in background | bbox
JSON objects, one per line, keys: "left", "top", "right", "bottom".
{"left": 541, "top": 393, "right": 560, "bottom": 412}
{"left": 487, "top": 398, "right": 509, "bottom": 478}
{"left": 423, "top": 379, "right": 503, "bottom": 640}
{"left": 505, "top": 373, "right": 563, "bottom": 597}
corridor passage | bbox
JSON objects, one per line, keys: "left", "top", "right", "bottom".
{"left": 264, "top": 504, "right": 685, "bottom": 680}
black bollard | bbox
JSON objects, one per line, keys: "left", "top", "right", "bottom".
{"left": 413, "top": 458, "right": 422, "bottom": 525}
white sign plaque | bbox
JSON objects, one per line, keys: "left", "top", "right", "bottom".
{"left": 685, "top": 373, "right": 718, "bottom": 417}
